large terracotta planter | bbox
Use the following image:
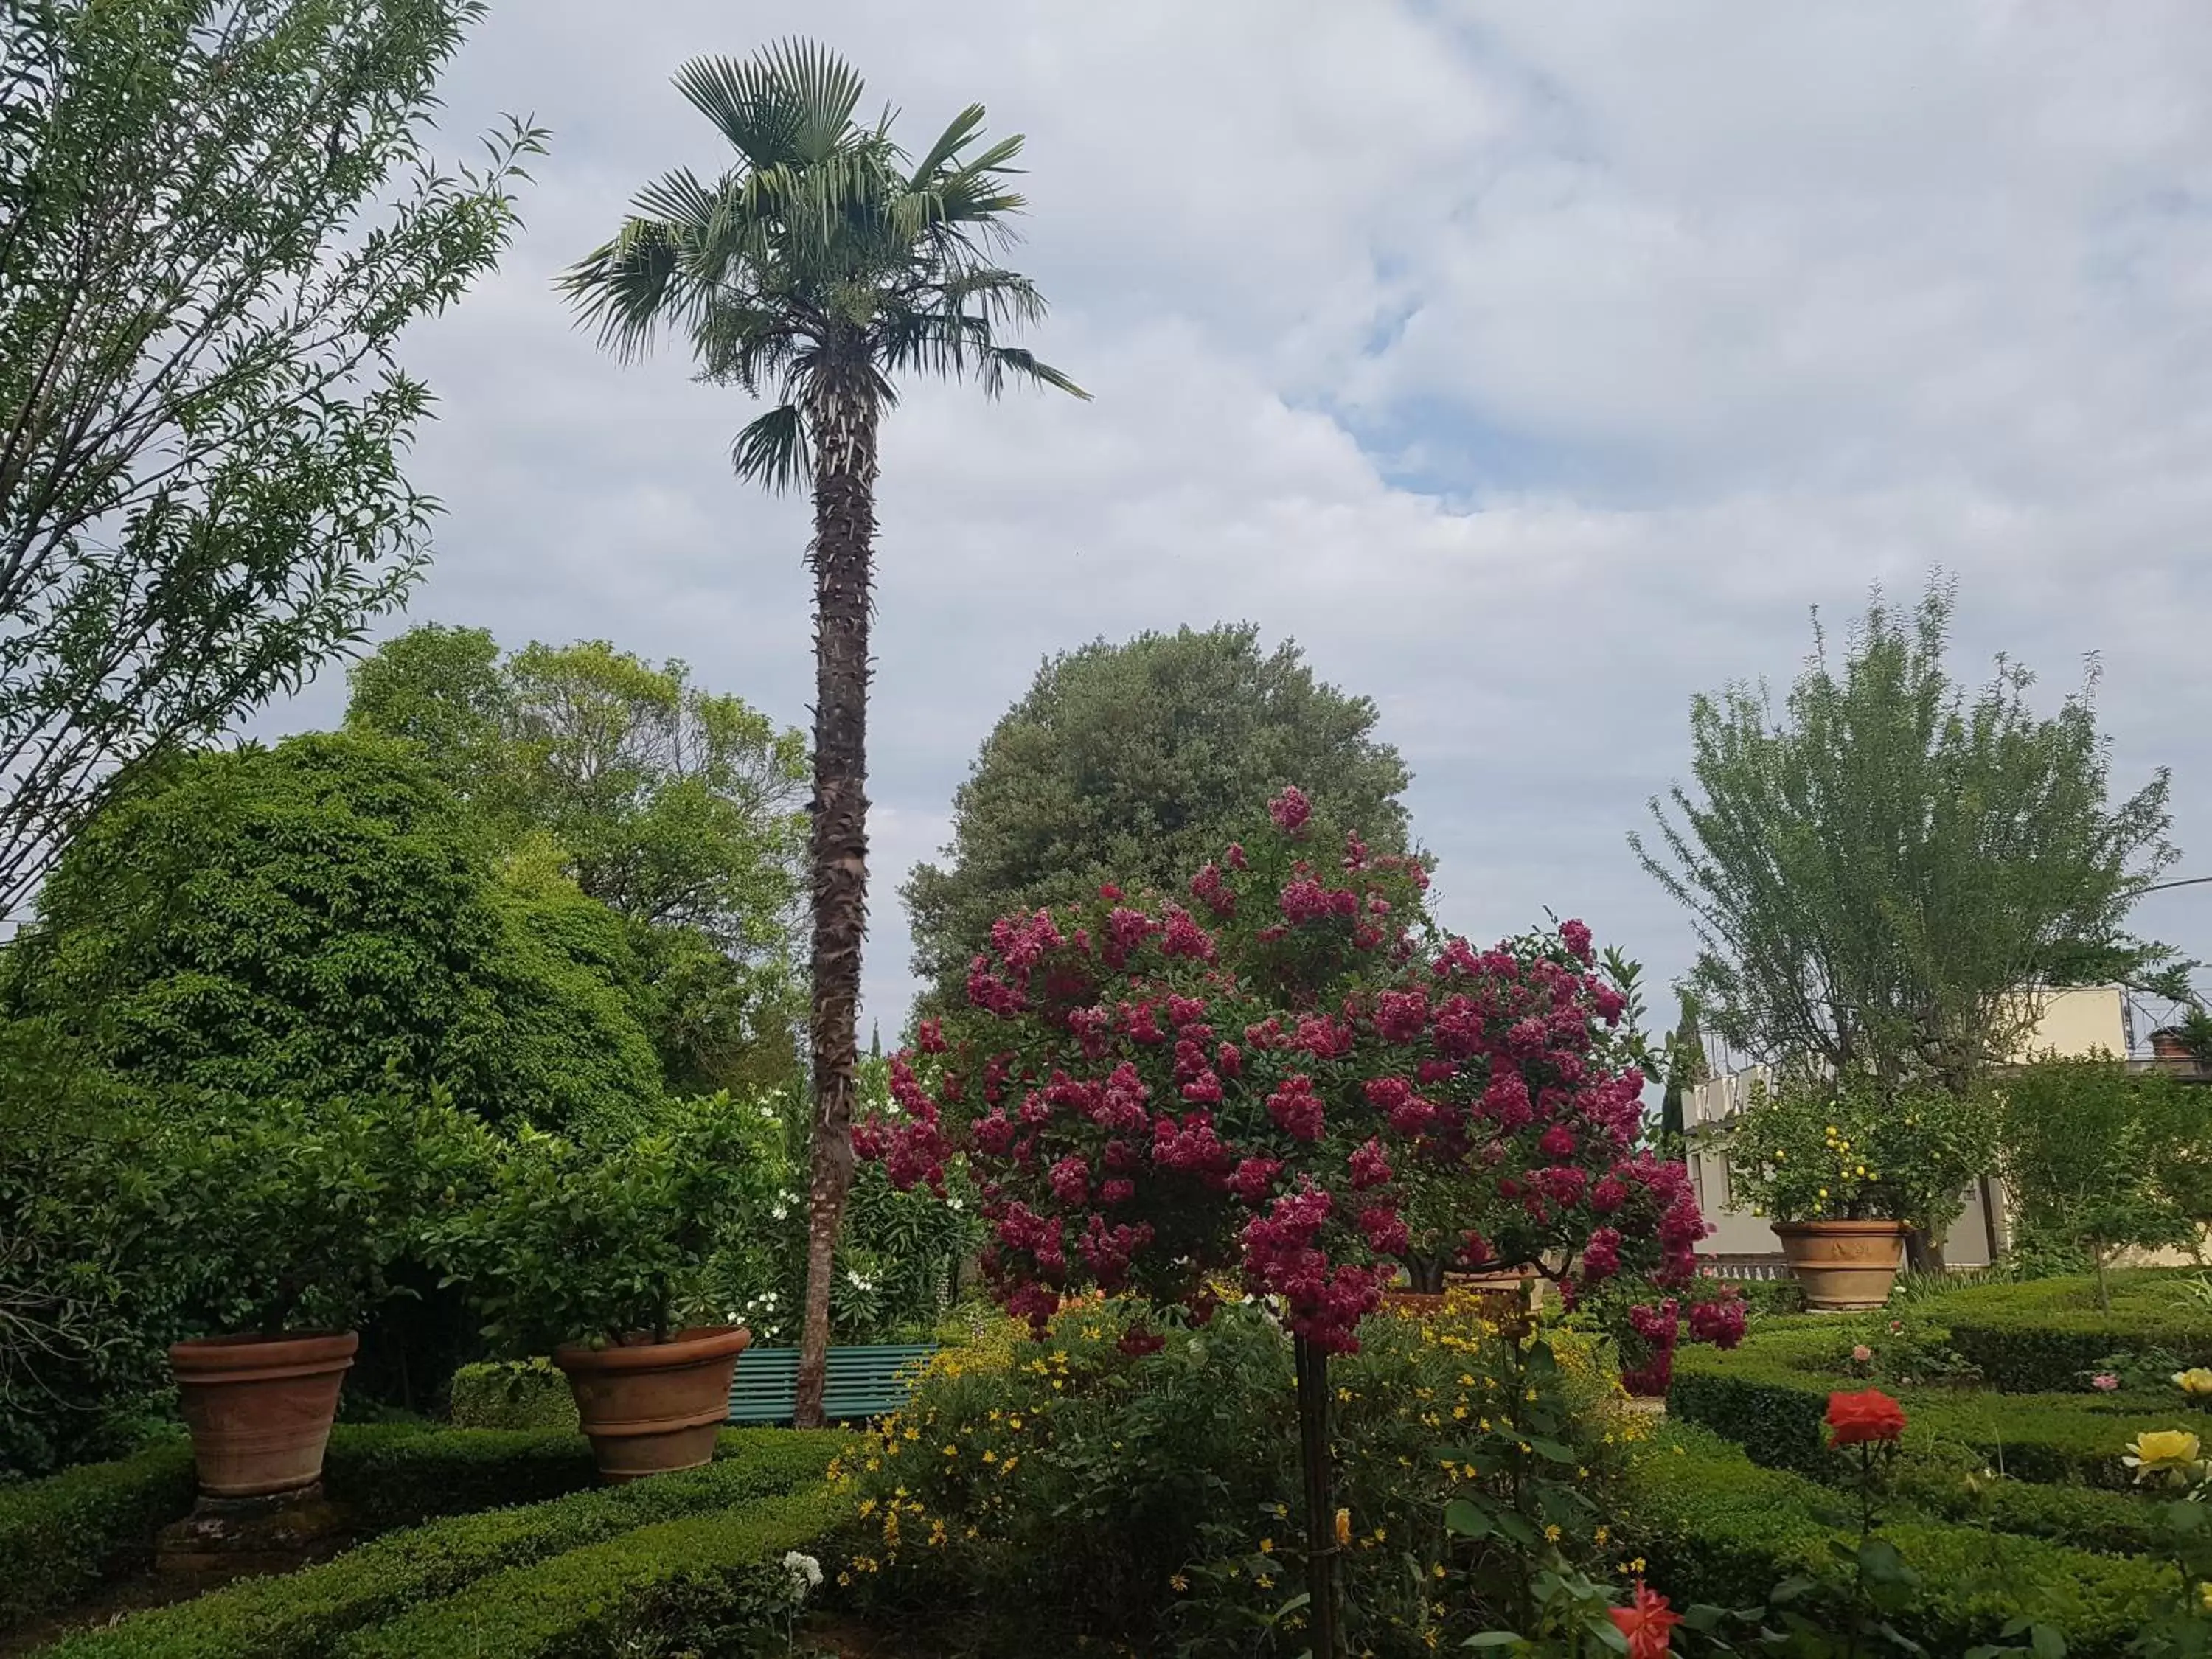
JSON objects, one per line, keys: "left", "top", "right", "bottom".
{"left": 1772, "top": 1220, "right": 1908, "bottom": 1310}
{"left": 552, "top": 1325, "right": 750, "bottom": 1484}
{"left": 169, "top": 1330, "right": 358, "bottom": 1498}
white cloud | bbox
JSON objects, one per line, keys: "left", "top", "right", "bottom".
{"left": 270, "top": 0, "right": 2212, "bottom": 1043}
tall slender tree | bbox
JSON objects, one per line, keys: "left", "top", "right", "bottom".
{"left": 561, "top": 41, "right": 1082, "bottom": 1424}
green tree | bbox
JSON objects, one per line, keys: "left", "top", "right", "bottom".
{"left": 1, "top": 731, "right": 665, "bottom": 1132}
{"left": 1996, "top": 1057, "right": 2202, "bottom": 1310}
{"left": 348, "top": 625, "right": 810, "bottom": 1094}
{"left": 903, "top": 623, "right": 1417, "bottom": 1012}
{"left": 0, "top": 0, "right": 540, "bottom": 922}
{"left": 559, "top": 40, "right": 1084, "bottom": 1425}
{"left": 1633, "top": 577, "right": 2178, "bottom": 1102}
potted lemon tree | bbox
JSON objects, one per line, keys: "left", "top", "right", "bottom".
{"left": 119, "top": 1092, "right": 464, "bottom": 1498}
{"left": 1717, "top": 1070, "right": 1995, "bottom": 1308}
{"left": 428, "top": 1093, "right": 780, "bottom": 1483}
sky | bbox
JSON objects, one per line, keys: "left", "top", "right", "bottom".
{"left": 268, "top": 0, "right": 2212, "bottom": 1048}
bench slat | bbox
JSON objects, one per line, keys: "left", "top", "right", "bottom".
{"left": 726, "top": 1343, "right": 938, "bottom": 1425}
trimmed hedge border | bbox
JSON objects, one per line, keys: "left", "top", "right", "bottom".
{"left": 1935, "top": 1273, "right": 2212, "bottom": 1393}
{"left": 1670, "top": 1326, "right": 2183, "bottom": 1489}
{"left": 44, "top": 1430, "right": 848, "bottom": 1659}
{"left": 0, "top": 1423, "right": 808, "bottom": 1638}
{"left": 1624, "top": 1424, "right": 2174, "bottom": 1658}
{"left": 336, "top": 1484, "right": 854, "bottom": 1658}
{"left": 0, "top": 1439, "right": 195, "bottom": 1632}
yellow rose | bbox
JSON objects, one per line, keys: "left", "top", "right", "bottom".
{"left": 2176, "top": 1368, "right": 2212, "bottom": 1398}
{"left": 2125, "top": 1429, "right": 2204, "bottom": 1480}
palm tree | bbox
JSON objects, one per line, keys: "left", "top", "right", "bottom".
{"left": 562, "top": 40, "right": 1084, "bottom": 1425}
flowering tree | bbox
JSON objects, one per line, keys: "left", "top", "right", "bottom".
{"left": 861, "top": 787, "right": 1731, "bottom": 1651}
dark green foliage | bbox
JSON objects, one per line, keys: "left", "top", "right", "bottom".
{"left": 902, "top": 623, "right": 1418, "bottom": 1011}
{"left": 2, "top": 731, "right": 665, "bottom": 1132}
{"left": 347, "top": 629, "right": 810, "bottom": 1096}
{"left": 1888, "top": 1455, "right": 2170, "bottom": 1557}
{"left": 1937, "top": 1272, "right": 2212, "bottom": 1390}
{"left": 1634, "top": 577, "right": 2179, "bottom": 1094}
{"left": 422, "top": 1093, "right": 785, "bottom": 1352}
{"left": 1623, "top": 1424, "right": 2173, "bottom": 1658}
{"left": 1669, "top": 1307, "right": 2199, "bottom": 1487}
{"left": 445, "top": 1360, "right": 580, "bottom": 1431}
{"left": 0, "top": 1439, "right": 194, "bottom": 1632}
{"left": 337, "top": 1485, "right": 852, "bottom": 1658}
{"left": 41, "top": 1430, "right": 847, "bottom": 1658}
{"left": 0, "top": 0, "right": 539, "bottom": 920}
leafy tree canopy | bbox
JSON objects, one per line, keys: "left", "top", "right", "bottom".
{"left": 0, "top": 0, "right": 539, "bottom": 921}
{"left": 902, "top": 623, "right": 1418, "bottom": 1014}
{"left": 347, "top": 624, "right": 808, "bottom": 1093}
{"left": 1633, "top": 577, "right": 2180, "bottom": 1098}
{"left": 1, "top": 731, "right": 665, "bottom": 1132}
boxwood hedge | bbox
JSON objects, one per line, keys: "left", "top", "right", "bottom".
{"left": 1669, "top": 1323, "right": 2184, "bottom": 1488}
{"left": 1935, "top": 1272, "right": 2212, "bottom": 1393}
{"left": 1624, "top": 1424, "right": 2174, "bottom": 1658}
{"left": 43, "top": 1430, "right": 847, "bottom": 1659}
{"left": 336, "top": 1484, "right": 854, "bottom": 1658}
{"left": 0, "top": 1439, "right": 196, "bottom": 1632}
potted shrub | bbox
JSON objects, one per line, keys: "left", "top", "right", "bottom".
{"left": 119, "top": 1092, "right": 459, "bottom": 1498}
{"left": 428, "top": 1094, "right": 777, "bottom": 1482}
{"left": 1717, "top": 1071, "right": 1994, "bottom": 1308}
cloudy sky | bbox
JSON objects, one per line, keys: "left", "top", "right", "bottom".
{"left": 271, "top": 0, "right": 2212, "bottom": 1045}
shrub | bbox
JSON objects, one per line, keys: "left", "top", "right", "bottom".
{"left": 42, "top": 1430, "right": 846, "bottom": 1659}
{"left": 335, "top": 1484, "right": 852, "bottom": 1658}
{"left": 1669, "top": 1322, "right": 2188, "bottom": 1489}
{"left": 0, "top": 732, "right": 667, "bottom": 1135}
{"left": 422, "top": 1091, "right": 783, "bottom": 1354}
{"left": 446, "top": 1360, "right": 579, "bottom": 1431}
{"left": 0, "top": 1425, "right": 812, "bottom": 1638}
{"left": 0, "top": 1439, "right": 195, "bottom": 1632}
{"left": 1938, "top": 1272, "right": 2212, "bottom": 1391}
{"left": 1622, "top": 1424, "right": 2174, "bottom": 1658}
{"left": 836, "top": 1295, "right": 1641, "bottom": 1655}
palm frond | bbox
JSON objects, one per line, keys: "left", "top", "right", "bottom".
{"left": 557, "top": 217, "right": 700, "bottom": 362}
{"left": 906, "top": 102, "right": 988, "bottom": 184}
{"left": 675, "top": 41, "right": 867, "bottom": 172}
{"left": 976, "top": 344, "right": 1088, "bottom": 400}
{"left": 730, "top": 404, "right": 813, "bottom": 493}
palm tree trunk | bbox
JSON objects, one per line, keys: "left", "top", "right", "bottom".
{"left": 793, "top": 373, "right": 880, "bottom": 1429}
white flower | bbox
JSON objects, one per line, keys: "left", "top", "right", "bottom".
{"left": 770, "top": 1204, "right": 789, "bottom": 1220}
{"left": 947, "top": 1196, "right": 964, "bottom": 1211}
{"left": 782, "top": 1550, "right": 823, "bottom": 1595}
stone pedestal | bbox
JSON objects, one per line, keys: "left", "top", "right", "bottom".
{"left": 155, "top": 1484, "right": 352, "bottom": 1579}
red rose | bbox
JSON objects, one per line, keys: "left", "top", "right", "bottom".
{"left": 1825, "top": 1387, "right": 1907, "bottom": 1446}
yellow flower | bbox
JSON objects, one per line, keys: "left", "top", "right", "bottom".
{"left": 1335, "top": 1507, "right": 1352, "bottom": 1547}
{"left": 1260, "top": 1537, "right": 1274, "bottom": 1554}
{"left": 1169, "top": 1573, "right": 1189, "bottom": 1593}
{"left": 2125, "top": 1429, "right": 2204, "bottom": 1480}
{"left": 1543, "top": 1523, "right": 1562, "bottom": 1543}
{"left": 2176, "top": 1369, "right": 2212, "bottom": 1398}
{"left": 2199, "top": 1582, "right": 2212, "bottom": 1615}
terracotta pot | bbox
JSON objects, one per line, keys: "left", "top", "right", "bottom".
{"left": 553, "top": 1325, "right": 750, "bottom": 1483}
{"left": 2151, "top": 1029, "right": 2193, "bottom": 1061}
{"left": 169, "top": 1330, "right": 358, "bottom": 1498}
{"left": 1771, "top": 1220, "right": 1908, "bottom": 1310}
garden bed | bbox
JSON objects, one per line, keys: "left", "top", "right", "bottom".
{"left": 5, "top": 1426, "right": 846, "bottom": 1652}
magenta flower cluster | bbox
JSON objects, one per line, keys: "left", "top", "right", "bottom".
{"left": 859, "top": 788, "right": 1733, "bottom": 1360}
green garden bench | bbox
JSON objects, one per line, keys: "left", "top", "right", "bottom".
{"left": 726, "top": 1343, "right": 938, "bottom": 1425}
